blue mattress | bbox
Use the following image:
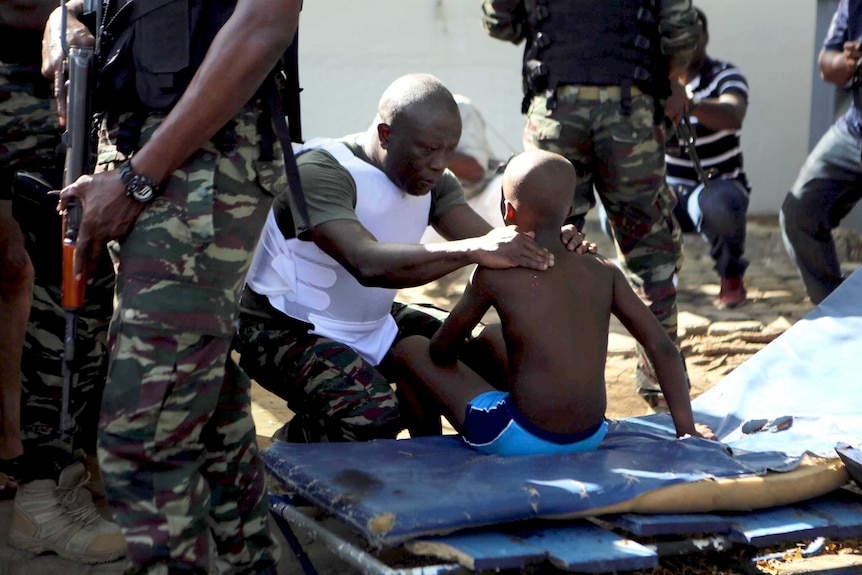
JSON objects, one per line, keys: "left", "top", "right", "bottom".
{"left": 263, "top": 267, "right": 862, "bottom": 546}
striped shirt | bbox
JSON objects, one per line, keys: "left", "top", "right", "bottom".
{"left": 666, "top": 56, "right": 751, "bottom": 191}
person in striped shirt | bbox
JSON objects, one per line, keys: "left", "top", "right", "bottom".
{"left": 666, "top": 7, "right": 751, "bottom": 308}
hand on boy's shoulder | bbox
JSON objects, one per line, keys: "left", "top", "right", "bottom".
{"left": 561, "top": 224, "right": 598, "bottom": 254}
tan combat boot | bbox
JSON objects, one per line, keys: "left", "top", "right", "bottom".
{"left": 9, "top": 461, "right": 127, "bottom": 563}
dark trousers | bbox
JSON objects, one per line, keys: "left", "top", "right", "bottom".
{"left": 672, "top": 178, "right": 750, "bottom": 279}
{"left": 780, "top": 124, "right": 862, "bottom": 304}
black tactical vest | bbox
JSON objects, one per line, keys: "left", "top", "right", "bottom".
{"left": 521, "top": 0, "right": 664, "bottom": 110}
{"left": 93, "top": 0, "right": 303, "bottom": 156}
{"left": 96, "top": 0, "right": 237, "bottom": 115}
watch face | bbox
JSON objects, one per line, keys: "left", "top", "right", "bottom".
{"left": 132, "top": 184, "right": 155, "bottom": 202}
{"left": 121, "top": 161, "right": 159, "bottom": 203}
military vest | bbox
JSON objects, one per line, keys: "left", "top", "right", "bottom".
{"left": 245, "top": 139, "right": 432, "bottom": 366}
{"left": 96, "top": 0, "right": 237, "bottom": 114}
{"left": 521, "top": 0, "right": 663, "bottom": 106}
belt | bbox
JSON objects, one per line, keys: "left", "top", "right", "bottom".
{"left": 556, "top": 85, "right": 645, "bottom": 100}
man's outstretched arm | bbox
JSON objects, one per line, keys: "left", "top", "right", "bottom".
{"left": 689, "top": 91, "right": 747, "bottom": 132}
{"left": 311, "top": 217, "right": 554, "bottom": 289}
{"left": 819, "top": 42, "right": 861, "bottom": 86}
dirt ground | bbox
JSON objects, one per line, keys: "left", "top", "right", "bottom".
{"left": 250, "top": 215, "right": 862, "bottom": 574}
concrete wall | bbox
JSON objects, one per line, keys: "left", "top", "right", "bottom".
{"left": 297, "top": 1, "right": 817, "bottom": 217}
{"left": 695, "top": 0, "right": 815, "bottom": 215}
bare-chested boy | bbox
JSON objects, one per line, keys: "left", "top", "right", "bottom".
{"left": 394, "top": 150, "right": 714, "bottom": 456}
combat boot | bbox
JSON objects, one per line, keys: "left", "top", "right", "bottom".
{"left": 9, "top": 461, "right": 127, "bottom": 563}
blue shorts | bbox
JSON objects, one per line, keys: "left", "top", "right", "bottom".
{"left": 463, "top": 391, "right": 608, "bottom": 456}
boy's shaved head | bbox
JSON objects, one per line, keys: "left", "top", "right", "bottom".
{"left": 503, "top": 150, "right": 575, "bottom": 224}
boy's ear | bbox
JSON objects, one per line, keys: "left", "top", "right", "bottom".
{"left": 503, "top": 200, "right": 516, "bottom": 221}
{"left": 377, "top": 123, "right": 391, "bottom": 149}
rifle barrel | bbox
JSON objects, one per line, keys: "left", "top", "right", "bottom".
{"left": 59, "top": 41, "right": 94, "bottom": 445}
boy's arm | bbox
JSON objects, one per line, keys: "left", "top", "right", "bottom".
{"left": 609, "top": 268, "right": 698, "bottom": 437}
{"left": 430, "top": 269, "right": 494, "bottom": 366}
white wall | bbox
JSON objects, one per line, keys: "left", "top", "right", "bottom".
{"left": 297, "top": 0, "right": 816, "bottom": 216}
{"left": 695, "top": 0, "right": 815, "bottom": 215}
{"left": 297, "top": 0, "right": 524, "bottom": 153}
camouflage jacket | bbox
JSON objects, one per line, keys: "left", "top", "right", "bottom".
{"left": 481, "top": 0, "right": 701, "bottom": 57}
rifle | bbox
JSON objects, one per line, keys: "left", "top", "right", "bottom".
{"left": 673, "top": 112, "right": 711, "bottom": 191}
{"left": 59, "top": 0, "right": 99, "bottom": 445}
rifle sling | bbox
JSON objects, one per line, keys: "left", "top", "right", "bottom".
{"left": 266, "top": 77, "right": 311, "bottom": 237}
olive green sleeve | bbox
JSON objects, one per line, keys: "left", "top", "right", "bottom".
{"left": 430, "top": 171, "right": 468, "bottom": 222}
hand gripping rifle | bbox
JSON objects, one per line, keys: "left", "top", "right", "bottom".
{"left": 59, "top": 0, "right": 99, "bottom": 444}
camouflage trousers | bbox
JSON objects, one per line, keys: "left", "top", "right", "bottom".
{"left": 3, "top": 61, "right": 111, "bottom": 473}
{"left": 0, "top": 62, "right": 61, "bottom": 195}
{"left": 20, "top": 272, "right": 114, "bottom": 458}
{"left": 523, "top": 85, "right": 684, "bottom": 399}
{"left": 96, "top": 110, "right": 283, "bottom": 574}
{"left": 234, "top": 302, "right": 500, "bottom": 443}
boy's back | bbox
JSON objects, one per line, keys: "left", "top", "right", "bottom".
{"left": 474, "top": 248, "right": 619, "bottom": 436}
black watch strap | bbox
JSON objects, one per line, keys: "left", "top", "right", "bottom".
{"left": 119, "top": 159, "right": 161, "bottom": 204}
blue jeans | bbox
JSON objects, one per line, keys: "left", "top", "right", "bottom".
{"left": 597, "top": 176, "right": 750, "bottom": 278}
{"left": 780, "top": 123, "right": 862, "bottom": 304}
{"left": 672, "top": 178, "right": 750, "bottom": 279}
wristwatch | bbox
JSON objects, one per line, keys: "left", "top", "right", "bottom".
{"left": 119, "top": 159, "right": 161, "bottom": 203}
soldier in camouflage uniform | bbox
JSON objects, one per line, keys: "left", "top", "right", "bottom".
{"left": 0, "top": 11, "right": 60, "bottom": 489}
{"left": 53, "top": 0, "right": 303, "bottom": 570}
{"left": 0, "top": 60, "right": 39, "bottom": 492}
{"left": 482, "top": 0, "right": 702, "bottom": 408}
{"left": 1, "top": 0, "right": 107, "bottom": 488}
{"left": 2, "top": 2, "right": 128, "bottom": 566}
